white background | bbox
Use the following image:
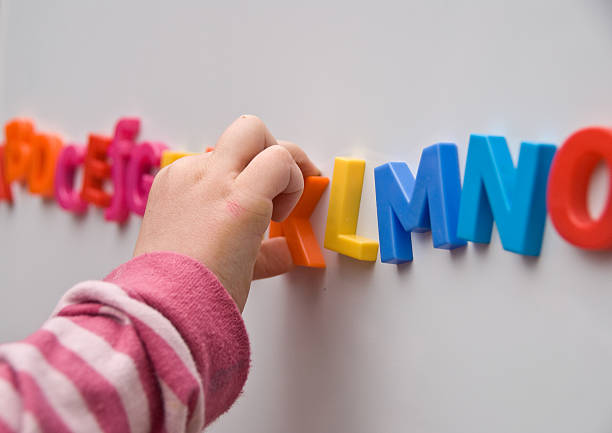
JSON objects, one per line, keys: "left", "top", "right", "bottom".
{"left": 2, "top": 1, "right": 612, "bottom": 432}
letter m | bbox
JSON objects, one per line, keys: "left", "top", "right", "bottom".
{"left": 374, "top": 143, "right": 466, "bottom": 263}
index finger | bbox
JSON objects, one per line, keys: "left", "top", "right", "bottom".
{"left": 213, "top": 115, "right": 277, "bottom": 172}
{"left": 213, "top": 115, "right": 320, "bottom": 177}
{"left": 276, "top": 140, "right": 320, "bottom": 178}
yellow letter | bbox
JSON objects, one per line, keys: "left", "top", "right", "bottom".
{"left": 324, "top": 157, "right": 379, "bottom": 261}
{"left": 160, "top": 150, "right": 197, "bottom": 168}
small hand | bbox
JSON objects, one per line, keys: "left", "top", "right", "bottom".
{"left": 133, "top": 115, "right": 320, "bottom": 311}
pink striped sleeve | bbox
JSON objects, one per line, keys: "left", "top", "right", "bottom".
{"left": 0, "top": 251, "right": 250, "bottom": 432}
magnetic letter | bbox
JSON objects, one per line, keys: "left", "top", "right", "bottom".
{"left": 374, "top": 143, "right": 466, "bottom": 263}
{"left": 29, "top": 133, "right": 63, "bottom": 197}
{"left": 4, "top": 119, "right": 34, "bottom": 184}
{"left": 0, "top": 146, "right": 13, "bottom": 203}
{"left": 54, "top": 145, "right": 88, "bottom": 214}
{"left": 270, "top": 176, "right": 330, "bottom": 268}
{"left": 324, "top": 158, "right": 379, "bottom": 261}
{"left": 126, "top": 141, "right": 166, "bottom": 216}
{"left": 80, "top": 134, "right": 112, "bottom": 207}
{"left": 160, "top": 150, "right": 198, "bottom": 167}
{"left": 547, "top": 127, "right": 612, "bottom": 249}
{"left": 457, "top": 135, "right": 556, "bottom": 256}
{"left": 104, "top": 118, "right": 140, "bottom": 222}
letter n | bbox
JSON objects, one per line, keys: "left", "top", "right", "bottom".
{"left": 456, "top": 135, "right": 556, "bottom": 256}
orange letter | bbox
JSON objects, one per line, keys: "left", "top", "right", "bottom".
{"left": 270, "top": 176, "right": 330, "bottom": 268}
{"left": 29, "top": 133, "right": 63, "bottom": 197}
{"left": 4, "top": 119, "right": 34, "bottom": 184}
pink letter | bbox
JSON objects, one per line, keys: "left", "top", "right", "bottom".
{"left": 126, "top": 141, "right": 167, "bottom": 216}
{"left": 104, "top": 117, "right": 140, "bottom": 223}
{"left": 54, "top": 145, "right": 88, "bottom": 214}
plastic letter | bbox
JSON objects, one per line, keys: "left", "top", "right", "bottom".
{"left": 547, "top": 127, "right": 612, "bottom": 249}
{"left": 374, "top": 143, "right": 466, "bottom": 263}
{"left": 126, "top": 141, "right": 167, "bottom": 216}
{"left": 0, "top": 146, "right": 13, "bottom": 203}
{"left": 80, "top": 134, "right": 112, "bottom": 207}
{"left": 29, "top": 133, "right": 63, "bottom": 197}
{"left": 105, "top": 118, "right": 140, "bottom": 222}
{"left": 457, "top": 135, "right": 556, "bottom": 256}
{"left": 324, "top": 157, "right": 379, "bottom": 261}
{"left": 54, "top": 145, "right": 88, "bottom": 213}
{"left": 269, "top": 176, "right": 329, "bottom": 268}
{"left": 4, "top": 119, "right": 34, "bottom": 184}
{"left": 160, "top": 150, "right": 197, "bottom": 168}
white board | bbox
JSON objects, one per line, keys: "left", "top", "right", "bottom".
{"left": 2, "top": 1, "right": 612, "bottom": 432}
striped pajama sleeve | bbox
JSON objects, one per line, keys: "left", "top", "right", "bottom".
{"left": 0, "top": 252, "right": 251, "bottom": 433}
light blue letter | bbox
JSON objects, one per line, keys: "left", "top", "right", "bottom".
{"left": 456, "top": 135, "right": 556, "bottom": 256}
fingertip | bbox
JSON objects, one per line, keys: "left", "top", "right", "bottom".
{"left": 237, "top": 114, "right": 266, "bottom": 129}
{"left": 270, "top": 161, "right": 304, "bottom": 221}
{"left": 239, "top": 113, "right": 260, "bottom": 119}
{"left": 277, "top": 140, "right": 321, "bottom": 177}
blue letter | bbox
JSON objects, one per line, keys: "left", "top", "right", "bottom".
{"left": 456, "top": 135, "right": 556, "bottom": 256}
{"left": 374, "top": 143, "right": 466, "bottom": 263}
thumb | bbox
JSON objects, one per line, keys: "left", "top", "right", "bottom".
{"left": 234, "top": 145, "right": 304, "bottom": 222}
{"left": 253, "top": 237, "right": 294, "bottom": 280}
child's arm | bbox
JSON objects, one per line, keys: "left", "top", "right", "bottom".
{"left": 0, "top": 115, "right": 319, "bottom": 432}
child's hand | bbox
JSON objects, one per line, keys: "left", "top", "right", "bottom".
{"left": 133, "top": 115, "right": 320, "bottom": 311}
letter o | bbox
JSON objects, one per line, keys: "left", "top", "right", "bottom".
{"left": 547, "top": 127, "right": 612, "bottom": 249}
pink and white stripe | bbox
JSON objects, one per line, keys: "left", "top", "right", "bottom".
{"left": 0, "top": 252, "right": 250, "bottom": 433}
{"left": 54, "top": 280, "right": 205, "bottom": 429}
{"left": 0, "top": 342, "right": 102, "bottom": 433}
{"left": 0, "top": 368, "right": 22, "bottom": 432}
{"left": 41, "top": 317, "right": 151, "bottom": 433}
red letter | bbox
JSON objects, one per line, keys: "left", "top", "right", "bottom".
{"left": 548, "top": 127, "right": 612, "bottom": 249}
{"left": 0, "top": 146, "right": 13, "bottom": 203}
{"left": 80, "top": 134, "right": 112, "bottom": 208}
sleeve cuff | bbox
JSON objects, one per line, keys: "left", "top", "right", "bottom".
{"left": 104, "top": 251, "right": 250, "bottom": 425}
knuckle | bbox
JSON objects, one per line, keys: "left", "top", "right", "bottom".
{"left": 148, "top": 166, "right": 172, "bottom": 199}
{"left": 151, "top": 165, "right": 170, "bottom": 189}
{"left": 279, "top": 141, "right": 307, "bottom": 164}
{"left": 279, "top": 140, "right": 298, "bottom": 150}
{"left": 268, "top": 144, "right": 293, "bottom": 164}
{"left": 150, "top": 155, "right": 201, "bottom": 194}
